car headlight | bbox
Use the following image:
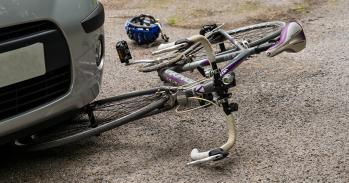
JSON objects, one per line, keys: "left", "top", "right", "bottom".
{"left": 96, "top": 36, "right": 104, "bottom": 69}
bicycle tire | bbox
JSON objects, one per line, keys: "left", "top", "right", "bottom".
{"left": 189, "top": 21, "right": 286, "bottom": 59}
{"left": 138, "top": 21, "right": 285, "bottom": 72}
{"left": 210, "top": 21, "right": 286, "bottom": 48}
{"left": 182, "top": 21, "right": 286, "bottom": 65}
{"left": 14, "top": 88, "right": 171, "bottom": 151}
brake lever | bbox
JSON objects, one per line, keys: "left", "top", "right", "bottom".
{"left": 187, "top": 154, "right": 224, "bottom": 165}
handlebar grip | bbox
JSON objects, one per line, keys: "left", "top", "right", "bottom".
{"left": 190, "top": 148, "right": 210, "bottom": 160}
{"left": 158, "top": 42, "right": 176, "bottom": 50}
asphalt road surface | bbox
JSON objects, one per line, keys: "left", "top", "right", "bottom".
{"left": 0, "top": 1, "right": 348, "bottom": 182}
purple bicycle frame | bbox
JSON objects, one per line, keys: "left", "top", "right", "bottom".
{"left": 159, "top": 48, "right": 255, "bottom": 87}
{"left": 158, "top": 29, "right": 276, "bottom": 95}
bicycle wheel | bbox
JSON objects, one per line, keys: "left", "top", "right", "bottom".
{"left": 14, "top": 88, "right": 172, "bottom": 151}
{"left": 210, "top": 21, "right": 285, "bottom": 47}
{"left": 138, "top": 21, "right": 285, "bottom": 72}
{"left": 186, "top": 21, "right": 286, "bottom": 62}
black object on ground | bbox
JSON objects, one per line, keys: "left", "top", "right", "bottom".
{"left": 116, "top": 40, "right": 132, "bottom": 64}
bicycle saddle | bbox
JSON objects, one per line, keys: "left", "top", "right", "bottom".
{"left": 266, "top": 22, "right": 306, "bottom": 57}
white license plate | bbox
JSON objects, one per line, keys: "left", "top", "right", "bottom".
{"left": 0, "top": 43, "right": 46, "bottom": 88}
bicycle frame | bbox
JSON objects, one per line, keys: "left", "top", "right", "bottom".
{"left": 158, "top": 30, "right": 273, "bottom": 87}
{"left": 85, "top": 22, "right": 305, "bottom": 165}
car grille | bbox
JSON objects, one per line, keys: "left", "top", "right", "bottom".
{"left": 0, "top": 21, "right": 71, "bottom": 121}
{"left": 0, "top": 66, "right": 71, "bottom": 121}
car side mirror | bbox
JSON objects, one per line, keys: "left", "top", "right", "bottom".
{"left": 266, "top": 22, "right": 306, "bottom": 57}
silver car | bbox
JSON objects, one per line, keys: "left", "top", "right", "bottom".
{"left": 0, "top": 0, "right": 105, "bottom": 145}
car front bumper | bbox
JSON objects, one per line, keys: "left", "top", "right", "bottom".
{"left": 0, "top": 1, "right": 105, "bottom": 144}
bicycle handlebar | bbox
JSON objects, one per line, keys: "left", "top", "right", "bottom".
{"left": 188, "top": 114, "right": 236, "bottom": 165}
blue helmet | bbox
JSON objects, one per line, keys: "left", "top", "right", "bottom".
{"left": 125, "top": 14, "right": 167, "bottom": 45}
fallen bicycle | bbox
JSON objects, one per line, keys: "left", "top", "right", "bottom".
{"left": 14, "top": 21, "right": 306, "bottom": 165}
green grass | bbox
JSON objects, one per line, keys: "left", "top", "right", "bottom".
{"left": 238, "top": 1, "right": 261, "bottom": 13}
{"left": 291, "top": 3, "right": 308, "bottom": 13}
{"left": 140, "top": 0, "right": 171, "bottom": 8}
{"left": 167, "top": 16, "right": 178, "bottom": 26}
